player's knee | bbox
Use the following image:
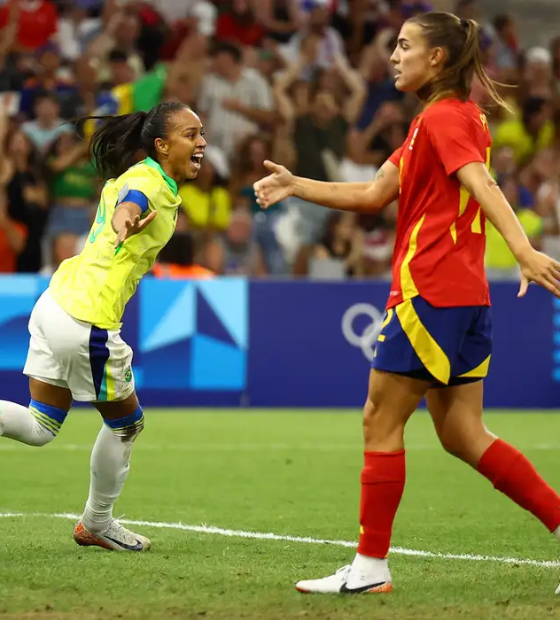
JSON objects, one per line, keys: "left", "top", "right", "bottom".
{"left": 28, "top": 399, "right": 68, "bottom": 447}
{"left": 362, "top": 398, "right": 404, "bottom": 446}
{"left": 27, "top": 426, "right": 56, "bottom": 447}
{"left": 104, "top": 405, "right": 145, "bottom": 442}
{"left": 436, "top": 423, "right": 488, "bottom": 463}
{"left": 437, "top": 430, "right": 464, "bottom": 459}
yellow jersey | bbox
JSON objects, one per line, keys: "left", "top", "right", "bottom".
{"left": 49, "top": 157, "right": 180, "bottom": 330}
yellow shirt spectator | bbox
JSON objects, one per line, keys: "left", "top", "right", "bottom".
{"left": 179, "top": 184, "right": 232, "bottom": 231}
{"left": 492, "top": 97, "right": 555, "bottom": 165}
{"left": 485, "top": 209, "right": 543, "bottom": 269}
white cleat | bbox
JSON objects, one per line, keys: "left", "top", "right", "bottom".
{"left": 555, "top": 582, "right": 560, "bottom": 595}
{"left": 295, "top": 565, "right": 393, "bottom": 594}
{"left": 73, "top": 519, "right": 151, "bottom": 552}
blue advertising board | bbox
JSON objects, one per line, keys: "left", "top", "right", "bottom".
{"left": 0, "top": 276, "right": 556, "bottom": 409}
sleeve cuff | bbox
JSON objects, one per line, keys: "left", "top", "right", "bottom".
{"left": 119, "top": 189, "right": 149, "bottom": 214}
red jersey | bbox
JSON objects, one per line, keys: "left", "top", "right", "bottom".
{"left": 0, "top": 0, "right": 57, "bottom": 51}
{"left": 387, "top": 98, "right": 492, "bottom": 310}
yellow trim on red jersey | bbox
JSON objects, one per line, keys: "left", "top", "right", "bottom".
{"left": 400, "top": 215, "right": 426, "bottom": 300}
{"left": 471, "top": 147, "right": 492, "bottom": 234}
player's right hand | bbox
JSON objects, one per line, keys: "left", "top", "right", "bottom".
{"left": 518, "top": 248, "right": 560, "bottom": 299}
{"left": 115, "top": 210, "right": 157, "bottom": 248}
{"left": 253, "top": 160, "right": 295, "bottom": 210}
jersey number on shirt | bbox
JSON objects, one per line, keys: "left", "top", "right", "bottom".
{"left": 454, "top": 115, "right": 491, "bottom": 241}
{"left": 89, "top": 196, "right": 107, "bottom": 244}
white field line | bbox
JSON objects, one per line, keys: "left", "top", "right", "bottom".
{"left": 0, "top": 511, "right": 558, "bottom": 568}
{"left": 1, "top": 442, "right": 560, "bottom": 452}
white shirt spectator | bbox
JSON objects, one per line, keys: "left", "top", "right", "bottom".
{"left": 199, "top": 68, "right": 274, "bottom": 158}
{"left": 149, "top": 0, "right": 217, "bottom": 34}
{"left": 280, "top": 28, "right": 345, "bottom": 78}
{"left": 21, "top": 120, "right": 72, "bottom": 153}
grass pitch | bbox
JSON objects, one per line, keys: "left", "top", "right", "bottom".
{"left": 1, "top": 410, "right": 560, "bottom": 619}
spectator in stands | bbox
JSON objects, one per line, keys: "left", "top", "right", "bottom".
{"left": 0, "top": 180, "right": 27, "bottom": 273}
{"left": 492, "top": 14, "right": 519, "bottom": 72}
{"left": 293, "top": 211, "right": 363, "bottom": 278}
{"left": 551, "top": 36, "right": 560, "bottom": 89}
{"left": 493, "top": 96, "right": 555, "bottom": 166}
{"left": 0, "top": 0, "right": 58, "bottom": 53}
{"left": 198, "top": 41, "right": 277, "bottom": 158}
{"left": 254, "top": 0, "right": 302, "bottom": 45}
{"left": 520, "top": 47, "right": 556, "bottom": 101}
{"left": 19, "top": 44, "right": 77, "bottom": 119}
{"left": 485, "top": 174, "right": 545, "bottom": 280}
{"left": 345, "top": 101, "right": 407, "bottom": 177}
{"left": 21, "top": 92, "right": 71, "bottom": 154}
{"left": 43, "top": 131, "right": 97, "bottom": 246}
{"left": 152, "top": 231, "right": 214, "bottom": 280}
{"left": 178, "top": 145, "right": 232, "bottom": 232}
{"left": 40, "top": 230, "right": 78, "bottom": 276}
{"left": 3, "top": 125, "right": 48, "bottom": 272}
{"left": 274, "top": 48, "right": 365, "bottom": 245}
{"left": 281, "top": 0, "right": 345, "bottom": 79}
{"left": 355, "top": 38, "right": 405, "bottom": 129}
{"left": 216, "top": 0, "right": 266, "bottom": 48}
{"left": 230, "top": 133, "right": 287, "bottom": 274}
{"left": 204, "top": 209, "right": 266, "bottom": 276}
{"left": 104, "top": 49, "right": 136, "bottom": 88}
{"left": 357, "top": 211, "right": 395, "bottom": 277}
{"left": 57, "top": 1, "right": 102, "bottom": 63}
{"left": 88, "top": 7, "right": 145, "bottom": 84}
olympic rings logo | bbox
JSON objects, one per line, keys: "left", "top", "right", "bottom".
{"left": 341, "top": 303, "right": 384, "bottom": 361}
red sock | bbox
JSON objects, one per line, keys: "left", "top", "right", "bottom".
{"left": 478, "top": 439, "right": 560, "bottom": 532}
{"left": 357, "top": 450, "right": 405, "bottom": 558}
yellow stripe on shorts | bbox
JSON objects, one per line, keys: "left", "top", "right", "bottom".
{"left": 395, "top": 299, "right": 451, "bottom": 385}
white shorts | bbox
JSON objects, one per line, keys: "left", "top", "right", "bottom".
{"left": 23, "top": 289, "right": 136, "bottom": 403}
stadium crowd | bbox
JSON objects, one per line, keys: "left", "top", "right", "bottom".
{"left": 0, "top": 0, "right": 559, "bottom": 279}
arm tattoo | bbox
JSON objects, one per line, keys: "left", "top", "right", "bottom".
{"left": 375, "top": 168, "right": 385, "bottom": 181}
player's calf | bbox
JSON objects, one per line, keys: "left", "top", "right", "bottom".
{"left": 0, "top": 399, "right": 68, "bottom": 446}
{"left": 80, "top": 405, "right": 145, "bottom": 536}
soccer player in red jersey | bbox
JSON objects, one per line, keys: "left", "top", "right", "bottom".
{"left": 254, "top": 12, "right": 560, "bottom": 594}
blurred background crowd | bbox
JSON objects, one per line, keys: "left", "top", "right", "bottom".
{"left": 0, "top": 0, "right": 559, "bottom": 280}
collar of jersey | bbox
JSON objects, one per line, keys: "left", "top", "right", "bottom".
{"left": 144, "top": 157, "right": 178, "bottom": 197}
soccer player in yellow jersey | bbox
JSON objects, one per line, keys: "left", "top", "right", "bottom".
{"left": 0, "top": 101, "right": 206, "bottom": 551}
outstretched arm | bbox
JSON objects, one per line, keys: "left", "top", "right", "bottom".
{"left": 112, "top": 202, "right": 157, "bottom": 248}
{"left": 458, "top": 162, "right": 560, "bottom": 298}
{"left": 254, "top": 158, "right": 399, "bottom": 214}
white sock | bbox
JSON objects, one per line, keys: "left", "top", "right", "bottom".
{"left": 350, "top": 553, "right": 390, "bottom": 581}
{"left": 82, "top": 417, "right": 143, "bottom": 533}
{"left": 554, "top": 526, "right": 560, "bottom": 542}
{"left": 0, "top": 400, "right": 64, "bottom": 446}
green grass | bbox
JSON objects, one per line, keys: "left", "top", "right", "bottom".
{"left": 2, "top": 410, "right": 560, "bottom": 619}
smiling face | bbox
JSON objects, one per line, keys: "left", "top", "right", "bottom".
{"left": 155, "top": 107, "right": 207, "bottom": 183}
{"left": 390, "top": 21, "right": 442, "bottom": 94}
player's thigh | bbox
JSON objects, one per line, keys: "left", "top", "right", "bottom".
{"left": 363, "top": 369, "right": 428, "bottom": 449}
{"left": 68, "top": 325, "right": 136, "bottom": 410}
{"left": 29, "top": 378, "right": 72, "bottom": 411}
{"left": 426, "top": 381, "right": 495, "bottom": 464}
{"left": 93, "top": 391, "right": 140, "bottom": 421}
{"left": 24, "top": 290, "right": 73, "bottom": 411}
{"left": 88, "top": 330, "right": 139, "bottom": 421}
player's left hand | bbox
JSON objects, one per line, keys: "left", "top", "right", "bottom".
{"left": 518, "top": 248, "right": 560, "bottom": 298}
{"left": 115, "top": 210, "right": 157, "bottom": 248}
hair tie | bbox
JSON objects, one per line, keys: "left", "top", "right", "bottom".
{"left": 460, "top": 18, "right": 469, "bottom": 30}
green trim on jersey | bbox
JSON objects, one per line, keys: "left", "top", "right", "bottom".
{"left": 144, "top": 157, "right": 178, "bottom": 197}
{"left": 49, "top": 160, "right": 181, "bottom": 330}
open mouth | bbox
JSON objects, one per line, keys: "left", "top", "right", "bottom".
{"left": 190, "top": 153, "right": 204, "bottom": 170}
